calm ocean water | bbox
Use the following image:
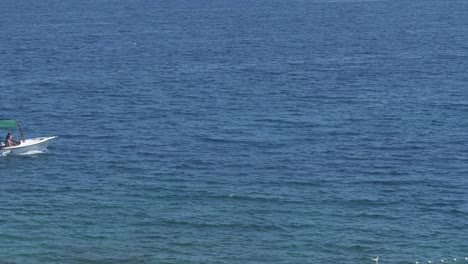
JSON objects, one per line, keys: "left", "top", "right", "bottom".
{"left": 1, "top": 0, "right": 468, "bottom": 263}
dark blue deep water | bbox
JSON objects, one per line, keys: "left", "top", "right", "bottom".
{"left": 1, "top": 0, "right": 468, "bottom": 263}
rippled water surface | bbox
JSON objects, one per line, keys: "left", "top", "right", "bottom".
{"left": 1, "top": 0, "right": 468, "bottom": 263}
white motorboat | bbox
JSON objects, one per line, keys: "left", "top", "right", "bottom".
{"left": 1, "top": 136, "right": 58, "bottom": 156}
{"left": 0, "top": 119, "right": 57, "bottom": 156}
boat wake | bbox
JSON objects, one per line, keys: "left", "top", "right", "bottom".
{"left": 17, "top": 149, "right": 48, "bottom": 156}
{"left": 1, "top": 149, "right": 48, "bottom": 157}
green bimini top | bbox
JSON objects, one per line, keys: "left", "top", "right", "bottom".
{"left": 0, "top": 119, "right": 18, "bottom": 129}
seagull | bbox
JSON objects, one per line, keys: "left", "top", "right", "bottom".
{"left": 428, "top": 261, "right": 432, "bottom": 264}
{"left": 371, "top": 256, "right": 379, "bottom": 263}
{"left": 441, "top": 260, "right": 444, "bottom": 263}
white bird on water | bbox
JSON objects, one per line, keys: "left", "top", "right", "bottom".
{"left": 371, "top": 256, "right": 379, "bottom": 263}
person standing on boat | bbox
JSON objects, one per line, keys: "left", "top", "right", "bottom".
{"left": 5, "top": 131, "right": 20, "bottom": 147}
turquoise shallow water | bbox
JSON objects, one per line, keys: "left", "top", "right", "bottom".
{"left": 1, "top": 0, "right": 468, "bottom": 263}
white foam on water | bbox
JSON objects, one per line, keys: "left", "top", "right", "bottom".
{"left": 1, "top": 151, "right": 12, "bottom": 157}
{"left": 17, "top": 149, "right": 48, "bottom": 156}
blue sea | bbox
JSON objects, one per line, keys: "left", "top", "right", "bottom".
{"left": 1, "top": 0, "right": 468, "bottom": 263}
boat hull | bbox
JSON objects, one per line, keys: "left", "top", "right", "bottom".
{"left": 0, "top": 136, "right": 57, "bottom": 156}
